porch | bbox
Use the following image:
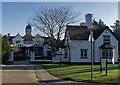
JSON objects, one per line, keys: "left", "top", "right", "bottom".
{"left": 99, "top": 43, "right": 115, "bottom": 64}
{"left": 30, "top": 50, "right": 52, "bottom": 63}
{"left": 9, "top": 43, "right": 52, "bottom": 63}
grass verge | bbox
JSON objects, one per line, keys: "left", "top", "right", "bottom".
{"left": 41, "top": 64, "right": 119, "bottom": 84}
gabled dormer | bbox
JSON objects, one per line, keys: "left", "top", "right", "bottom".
{"left": 33, "top": 34, "right": 44, "bottom": 45}
{"left": 12, "top": 33, "right": 23, "bottom": 44}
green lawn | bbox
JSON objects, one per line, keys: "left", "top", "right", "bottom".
{"left": 41, "top": 64, "right": 120, "bottom": 84}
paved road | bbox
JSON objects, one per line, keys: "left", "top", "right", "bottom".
{"left": 2, "top": 61, "right": 39, "bottom": 83}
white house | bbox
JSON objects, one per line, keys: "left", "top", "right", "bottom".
{"left": 6, "top": 24, "right": 52, "bottom": 63}
{"left": 6, "top": 13, "right": 119, "bottom": 64}
{"left": 54, "top": 13, "right": 118, "bottom": 64}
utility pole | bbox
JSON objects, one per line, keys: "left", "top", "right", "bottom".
{"left": 90, "top": 31, "right": 93, "bottom": 79}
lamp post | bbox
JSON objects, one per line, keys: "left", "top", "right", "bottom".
{"left": 90, "top": 31, "right": 93, "bottom": 79}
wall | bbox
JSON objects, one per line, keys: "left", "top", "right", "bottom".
{"left": 53, "top": 54, "right": 69, "bottom": 62}
{"left": 53, "top": 55, "right": 62, "bottom": 62}
{"left": 70, "top": 40, "right": 91, "bottom": 62}
{"left": 43, "top": 46, "right": 51, "bottom": 57}
{"left": 95, "top": 29, "right": 118, "bottom": 63}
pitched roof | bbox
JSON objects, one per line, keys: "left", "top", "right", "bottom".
{"left": 99, "top": 43, "right": 115, "bottom": 49}
{"left": 66, "top": 26, "right": 90, "bottom": 40}
{"left": 92, "top": 26, "right": 119, "bottom": 40}
{"left": 35, "top": 34, "right": 51, "bottom": 41}
{"left": 91, "top": 27, "right": 105, "bottom": 40}
{"left": 5, "top": 33, "right": 51, "bottom": 43}
{"left": 7, "top": 36, "right": 16, "bottom": 43}
{"left": 66, "top": 25, "right": 118, "bottom": 40}
{"left": 23, "top": 35, "right": 33, "bottom": 41}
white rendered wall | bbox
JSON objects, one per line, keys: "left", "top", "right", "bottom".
{"left": 53, "top": 54, "right": 69, "bottom": 62}
{"left": 94, "top": 29, "right": 118, "bottom": 63}
{"left": 70, "top": 40, "right": 91, "bottom": 62}
{"left": 53, "top": 49, "right": 69, "bottom": 62}
{"left": 43, "top": 47, "right": 51, "bottom": 57}
{"left": 53, "top": 55, "right": 63, "bottom": 62}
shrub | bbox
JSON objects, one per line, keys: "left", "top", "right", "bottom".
{"left": 14, "top": 54, "right": 25, "bottom": 61}
{"left": 17, "top": 54, "right": 24, "bottom": 57}
{"left": 2, "top": 37, "right": 11, "bottom": 64}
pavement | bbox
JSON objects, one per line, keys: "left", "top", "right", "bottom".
{"left": 33, "top": 64, "right": 76, "bottom": 83}
{"left": 32, "top": 64, "right": 111, "bottom": 85}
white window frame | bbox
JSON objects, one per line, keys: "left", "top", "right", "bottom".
{"left": 103, "top": 35, "right": 110, "bottom": 43}
{"left": 64, "top": 49, "right": 68, "bottom": 58}
{"left": 80, "top": 49, "right": 88, "bottom": 59}
{"left": 102, "top": 49, "right": 113, "bottom": 59}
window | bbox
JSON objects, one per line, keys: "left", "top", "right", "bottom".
{"left": 16, "top": 40, "right": 21, "bottom": 44}
{"left": 103, "top": 35, "right": 110, "bottom": 43}
{"left": 59, "top": 48, "right": 63, "bottom": 54}
{"left": 65, "top": 51, "right": 68, "bottom": 56}
{"left": 109, "top": 49, "right": 113, "bottom": 57}
{"left": 80, "top": 49, "right": 88, "bottom": 59}
{"left": 35, "top": 48, "right": 41, "bottom": 56}
{"left": 102, "top": 49, "right": 113, "bottom": 59}
{"left": 64, "top": 49, "right": 68, "bottom": 58}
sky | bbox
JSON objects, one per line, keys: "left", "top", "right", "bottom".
{"left": 2, "top": 2, "right": 118, "bottom": 36}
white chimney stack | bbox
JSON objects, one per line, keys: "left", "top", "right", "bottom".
{"left": 85, "top": 13, "right": 92, "bottom": 29}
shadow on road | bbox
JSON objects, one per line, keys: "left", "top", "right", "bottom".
{"left": 38, "top": 79, "right": 66, "bottom": 83}
{"left": 2, "top": 60, "right": 43, "bottom": 71}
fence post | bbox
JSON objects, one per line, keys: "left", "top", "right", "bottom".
{"left": 105, "top": 60, "right": 107, "bottom": 76}
{"left": 100, "top": 59, "right": 102, "bottom": 73}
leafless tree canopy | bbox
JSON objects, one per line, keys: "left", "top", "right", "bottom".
{"left": 30, "top": 6, "right": 81, "bottom": 40}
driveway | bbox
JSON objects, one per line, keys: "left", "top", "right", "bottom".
{"left": 2, "top": 60, "right": 39, "bottom": 83}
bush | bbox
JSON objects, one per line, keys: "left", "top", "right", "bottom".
{"left": 14, "top": 53, "right": 25, "bottom": 61}
{"left": 2, "top": 37, "right": 11, "bottom": 64}
{"left": 17, "top": 54, "right": 24, "bottom": 57}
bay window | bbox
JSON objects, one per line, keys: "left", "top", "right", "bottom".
{"left": 102, "top": 49, "right": 113, "bottom": 59}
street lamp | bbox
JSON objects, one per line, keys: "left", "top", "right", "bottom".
{"left": 90, "top": 31, "right": 94, "bottom": 79}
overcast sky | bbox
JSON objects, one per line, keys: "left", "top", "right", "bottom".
{"left": 2, "top": 2, "right": 118, "bottom": 36}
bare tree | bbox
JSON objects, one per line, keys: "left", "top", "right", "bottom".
{"left": 30, "top": 6, "right": 81, "bottom": 57}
